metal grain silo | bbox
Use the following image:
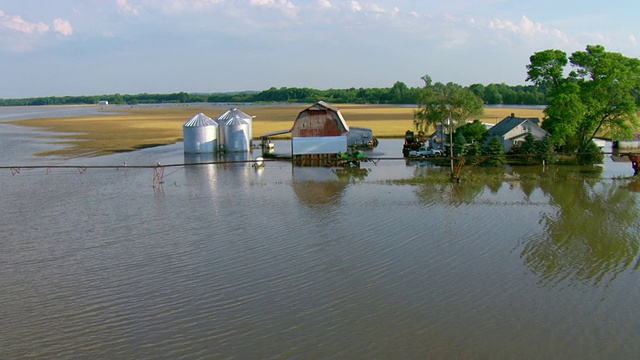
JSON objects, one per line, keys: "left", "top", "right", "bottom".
{"left": 222, "top": 117, "right": 250, "bottom": 152}
{"left": 183, "top": 113, "right": 218, "bottom": 153}
{"left": 216, "top": 108, "right": 254, "bottom": 148}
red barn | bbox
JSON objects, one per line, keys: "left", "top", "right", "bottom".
{"left": 290, "top": 101, "right": 349, "bottom": 137}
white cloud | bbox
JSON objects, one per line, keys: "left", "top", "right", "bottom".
{"left": 317, "top": 0, "right": 332, "bottom": 9}
{"left": 149, "top": 0, "right": 225, "bottom": 13}
{"left": 519, "top": 16, "right": 543, "bottom": 36}
{"left": 629, "top": 35, "right": 638, "bottom": 46}
{"left": 53, "top": 18, "right": 73, "bottom": 36}
{"left": 350, "top": 1, "right": 362, "bottom": 12}
{"left": 488, "top": 17, "right": 519, "bottom": 33}
{"left": 0, "top": 10, "right": 74, "bottom": 52}
{"left": 250, "top": 0, "right": 298, "bottom": 18}
{"left": 488, "top": 15, "right": 570, "bottom": 45}
{"left": 554, "top": 29, "right": 570, "bottom": 44}
{"left": 0, "top": 11, "right": 49, "bottom": 35}
{"left": 117, "top": 0, "right": 140, "bottom": 15}
{"left": 367, "top": 4, "right": 385, "bottom": 13}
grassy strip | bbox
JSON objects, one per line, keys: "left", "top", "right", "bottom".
{"left": 9, "top": 104, "right": 544, "bottom": 158}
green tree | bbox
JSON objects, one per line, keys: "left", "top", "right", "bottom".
{"left": 527, "top": 45, "right": 640, "bottom": 163}
{"left": 468, "top": 83, "right": 485, "bottom": 101}
{"left": 482, "top": 136, "right": 506, "bottom": 166}
{"left": 518, "top": 132, "right": 537, "bottom": 164}
{"left": 577, "top": 140, "right": 605, "bottom": 165}
{"left": 112, "top": 93, "right": 124, "bottom": 104}
{"left": 455, "top": 119, "right": 488, "bottom": 144}
{"left": 413, "top": 74, "right": 484, "bottom": 139}
{"left": 413, "top": 75, "right": 447, "bottom": 135}
{"left": 453, "top": 132, "right": 467, "bottom": 157}
{"left": 534, "top": 136, "right": 556, "bottom": 164}
{"left": 484, "top": 84, "right": 503, "bottom": 104}
{"left": 389, "top": 81, "right": 412, "bottom": 104}
{"left": 466, "top": 140, "right": 483, "bottom": 165}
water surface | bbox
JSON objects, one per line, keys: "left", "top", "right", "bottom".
{"left": 1, "top": 118, "right": 639, "bottom": 359}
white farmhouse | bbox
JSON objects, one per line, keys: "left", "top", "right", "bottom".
{"left": 486, "top": 113, "right": 548, "bottom": 152}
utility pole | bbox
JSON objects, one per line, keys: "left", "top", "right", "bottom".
{"left": 449, "top": 110, "right": 454, "bottom": 176}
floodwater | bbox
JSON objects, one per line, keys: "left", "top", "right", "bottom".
{"left": 1, "top": 113, "right": 640, "bottom": 359}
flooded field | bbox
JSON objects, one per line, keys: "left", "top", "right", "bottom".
{"left": 1, "top": 117, "right": 639, "bottom": 358}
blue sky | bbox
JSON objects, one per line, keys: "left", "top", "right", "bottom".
{"left": 1, "top": 0, "right": 639, "bottom": 98}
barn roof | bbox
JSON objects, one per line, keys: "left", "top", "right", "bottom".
{"left": 296, "top": 101, "right": 349, "bottom": 132}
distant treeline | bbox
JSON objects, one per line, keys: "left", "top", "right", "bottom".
{"left": 0, "top": 81, "right": 546, "bottom": 107}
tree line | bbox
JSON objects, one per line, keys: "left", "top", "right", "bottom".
{"left": 0, "top": 82, "right": 546, "bottom": 107}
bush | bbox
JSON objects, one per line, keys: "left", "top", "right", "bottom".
{"left": 482, "top": 136, "right": 506, "bottom": 166}
{"left": 577, "top": 140, "right": 604, "bottom": 165}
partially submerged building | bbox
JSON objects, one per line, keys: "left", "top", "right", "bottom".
{"left": 486, "top": 114, "right": 548, "bottom": 152}
{"left": 182, "top": 108, "right": 254, "bottom": 154}
{"left": 290, "top": 101, "right": 349, "bottom": 160}
{"left": 260, "top": 101, "right": 377, "bottom": 165}
{"left": 182, "top": 113, "right": 218, "bottom": 154}
{"left": 615, "top": 133, "right": 640, "bottom": 150}
{"left": 216, "top": 108, "right": 254, "bottom": 151}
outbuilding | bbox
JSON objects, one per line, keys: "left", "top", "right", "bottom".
{"left": 216, "top": 108, "right": 255, "bottom": 148}
{"left": 183, "top": 113, "right": 218, "bottom": 154}
{"left": 290, "top": 101, "right": 349, "bottom": 159}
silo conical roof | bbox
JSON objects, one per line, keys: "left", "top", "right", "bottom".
{"left": 216, "top": 108, "right": 253, "bottom": 124}
{"left": 224, "top": 117, "right": 249, "bottom": 126}
{"left": 183, "top": 113, "right": 217, "bottom": 127}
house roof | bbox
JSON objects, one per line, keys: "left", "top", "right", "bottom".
{"left": 487, "top": 115, "right": 542, "bottom": 137}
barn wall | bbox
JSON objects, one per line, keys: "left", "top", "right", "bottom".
{"left": 292, "top": 136, "right": 347, "bottom": 155}
{"left": 291, "top": 110, "right": 347, "bottom": 137}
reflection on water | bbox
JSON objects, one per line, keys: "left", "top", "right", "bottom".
{"left": 520, "top": 174, "right": 640, "bottom": 287}
{"left": 412, "top": 164, "right": 640, "bottom": 288}
{"left": 292, "top": 167, "right": 347, "bottom": 206}
{"left": 626, "top": 179, "right": 640, "bottom": 193}
{"left": 183, "top": 153, "right": 218, "bottom": 194}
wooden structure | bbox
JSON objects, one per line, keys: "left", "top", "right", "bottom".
{"left": 291, "top": 101, "right": 349, "bottom": 137}
{"left": 626, "top": 153, "right": 640, "bottom": 175}
{"left": 290, "top": 101, "right": 349, "bottom": 165}
{"left": 258, "top": 101, "right": 374, "bottom": 166}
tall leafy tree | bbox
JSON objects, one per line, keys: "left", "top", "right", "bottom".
{"left": 527, "top": 45, "right": 640, "bottom": 162}
{"left": 413, "top": 75, "right": 447, "bottom": 135}
{"left": 455, "top": 119, "right": 488, "bottom": 144}
{"left": 413, "top": 74, "right": 484, "bottom": 138}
